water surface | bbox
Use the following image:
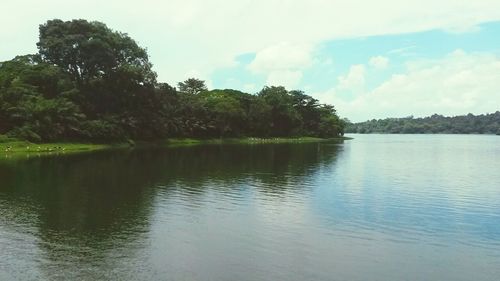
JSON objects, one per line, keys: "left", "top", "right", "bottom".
{"left": 1, "top": 134, "right": 499, "bottom": 280}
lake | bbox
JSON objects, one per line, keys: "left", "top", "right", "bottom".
{"left": 1, "top": 134, "right": 499, "bottom": 280}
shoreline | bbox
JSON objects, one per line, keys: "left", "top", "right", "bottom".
{"left": 162, "top": 136, "right": 352, "bottom": 146}
{"left": 1, "top": 136, "right": 352, "bottom": 160}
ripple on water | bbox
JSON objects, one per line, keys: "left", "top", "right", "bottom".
{"left": 1, "top": 136, "right": 500, "bottom": 280}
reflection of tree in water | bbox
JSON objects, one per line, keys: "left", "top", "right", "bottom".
{"left": 0, "top": 151, "right": 161, "bottom": 279}
{"left": 0, "top": 142, "right": 343, "bottom": 279}
{"left": 0, "top": 142, "right": 344, "bottom": 232}
{"left": 157, "top": 142, "right": 342, "bottom": 193}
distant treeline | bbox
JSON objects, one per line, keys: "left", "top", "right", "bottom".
{"left": 346, "top": 112, "right": 500, "bottom": 135}
{"left": 0, "top": 19, "right": 345, "bottom": 143}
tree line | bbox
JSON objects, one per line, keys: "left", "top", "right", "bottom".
{"left": 345, "top": 112, "right": 500, "bottom": 135}
{"left": 0, "top": 19, "right": 345, "bottom": 143}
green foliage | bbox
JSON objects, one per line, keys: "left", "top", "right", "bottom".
{"left": 0, "top": 56, "right": 85, "bottom": 141}
{"left": 37, "top": 19, "right": 156, "bottom": 86}
{"left": 346, "top": 112, "right": 500, "bottom": 134}
{"left": 0, "top": 134, "right": 12, "bottom": 143}
{"left": 80, "top": 119, "right": 126, "bottom": 141}
{"left": 0, "top": 19, "right": 346, "bottom": 142}
{"left": 177, "top": 78, "right": 207, "bottom": 95}
{"left": 201, "top": 90, "right": 246, "bottom": 136}
{"left": 258, "top": 86, "right": 302, "bottom": 136}
{"left": 7, "top": 126, "right": 42, "bottom": 143}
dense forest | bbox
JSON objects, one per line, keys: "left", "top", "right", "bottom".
{"left": 0, "top": 19, "right": 346, "bottom": 143}
{"left": 346, "top": 112, "right": 500, "bottom": 135}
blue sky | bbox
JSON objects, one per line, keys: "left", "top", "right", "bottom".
{"left": 1, "top": 0, "right": 500, "bottom": 121}
{"left": 214, "top": 22, "right": 500, "bottom": 92}
{"left": 211, "top": 22, "right": 500, "bottom": 120}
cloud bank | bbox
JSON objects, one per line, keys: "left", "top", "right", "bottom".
{"left": 2, "top": 0, "right": 500, "bottom": 83}
{"left": 317, "top": 50, "right": 500, "bottom": 122}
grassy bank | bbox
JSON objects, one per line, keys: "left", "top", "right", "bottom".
{"left": 0, "top": 139, "right": 121, "bottom": 158}
{"left": 163, "top": 136, "right": 351, "bottom": 147}
{"left": 0, "top": 135, "right": 351, "bottom": 159}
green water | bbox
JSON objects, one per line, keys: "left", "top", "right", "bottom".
{"left": 1, "top": 135, "right": 499, "bottom": 280}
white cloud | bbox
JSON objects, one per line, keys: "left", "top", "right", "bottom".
{"left": 337, "top": 64, "right": 366, "bottom": 92}
{"left": 248, "top": 42, "right": 313, "bottom": 73}
{"left": 314, "top": 50, "right": 500, "bottom": 121}
{"left": 2, "top": 0, "right": 500, "bottom": 85}
{"left": 323, "top": 58, "right": 334, "bottom": 66}
{"left": 243, "top": 83, "right": 258, "bottom": 93}
{"left": 387, "top": 46, "right": 418, "bottom": 58}
{"left": 248, "top": 42, "right": 312, "bottom": 88}
{"left": 266, "top": 70, "right": 303, "bottom": 89}
{"left": 369, "top": 56, "right": 389, "bottom": 69}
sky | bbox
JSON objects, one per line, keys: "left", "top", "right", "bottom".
{"left": 1, "top": 0, "right": 500, "bottom": 121}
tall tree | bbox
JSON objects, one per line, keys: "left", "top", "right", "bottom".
{"left": 258, "top": 86, "right": 301, "bottom": 136}
{"left": 1, "top": 19, "right": 348, "bottom": 142}
{"left": 201, "top": 90, "right": 247, "bottom": 137}
{"left": 0, "top": 55, "right": 84, "bottom": 141}
{"left": 177, "top": 78, "right": 207, "bottom": 95}
{"left": 37, "top": 19, "right": 156, "bottom": 86}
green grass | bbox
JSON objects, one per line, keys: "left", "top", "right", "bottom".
{"left": 164, "top": 136, "right": 351, "bottom": 146}
{"left": 0, "top": 135, "right": 126, "bottom": 158}
{"left": 0, "top": 134, "right": 351, "bottom": 159}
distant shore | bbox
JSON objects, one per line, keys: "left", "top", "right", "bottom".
{"left": 0, "top": 136, "right": 351, "bottom": 160}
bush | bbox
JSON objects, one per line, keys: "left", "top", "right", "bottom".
{"left": 80, "top": 119, "right": 126, "bottom": 142}
{"left": 7, "top": 126, "right": 42, "bottom": 143}
{"left": 0, "top": 134, "right": 14, "bottom": 143}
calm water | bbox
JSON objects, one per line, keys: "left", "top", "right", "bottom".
{"left": 1, "top": 134, "right": 499, "bottom": 280}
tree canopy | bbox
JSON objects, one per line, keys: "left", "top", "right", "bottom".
{"left": 0, "top": 19, "right": 346, "bottom": 142}
{"left": 177, "top": 78, "right": 207, "bottom": 95}
{"left": 346, "top": 112, "right": 500, "bottom": 135}
{"left": 37, "top": 19, "right": 156, "bottom": 86}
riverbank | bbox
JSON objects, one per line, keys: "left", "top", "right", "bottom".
{"left": 162, "top": 136, "right": 351, "bottom": 147}
{"left": 0, "top": 136, "right": 351, "bottom": 159}
{"left": 0, "top": 139, "right": 123, "bottom": 159}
